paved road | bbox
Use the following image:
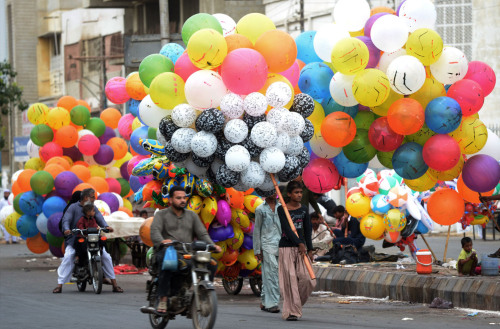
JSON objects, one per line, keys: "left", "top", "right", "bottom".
{"left": 1, "top": 242, "right": 499, "bottom": 329}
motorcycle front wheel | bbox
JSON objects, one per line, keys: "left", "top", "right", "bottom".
{"left": 192, "top": 286, "right": 217, "bottom": 329}
{"left": 77, "top": 280, "right": 87, "bottom": 292}
{"left": 148, "top": 280, "right": 169, "bottom": 329}
{"left": 91, "top": 259, "right": 103, "bottom": 294}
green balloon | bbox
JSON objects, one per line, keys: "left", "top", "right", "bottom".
{"left": 13, "top": 193, "right": 24, "bottom": 215}
{"left": 343, "top": 129, "right": 376, "bottom": 164}
{"left": 30, "top": 124, "right": 54, "bottom": 147}
{"left": 405, "top": 124, "right": 435, "bottom": 146}
{"left": 117, "top": 178, "right": 130, "bottom": 197}
{"left": 147, "top": 127, "right": 157, "bottom": 140}
{"left": 354, "top": 111, "right": 376, "bottom": 130}
{"left": 181, "top": 13, "right": 223, "bottom": 45}
{"left": 30, "top": 171, "right": 54, "bottom": 195}
{"left": 377, "top": 150, "right": 395, "bottom": 169}
{"left": 85, "top": 118, "right": 106, "bottom": 137}
{"left": 138, "top": 54, "right": 174, "bottom": 88}
{"left": 46, "top": 231, "right": 64, "bottom": 247}
{"left": 70, "top": 105, "right": 91, "bottom": 126}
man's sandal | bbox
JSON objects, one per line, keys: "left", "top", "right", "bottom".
{"left": 52, "top": 286, "right": 62, "bottom": 293}
{"left": 112, "top": 286, "right": 124, "bottom": 293}
{"left": 157, "top": 301, "right": 167, "bottom": 313}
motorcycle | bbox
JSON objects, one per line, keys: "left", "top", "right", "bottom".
{"left": 71, "top": 227, "right": 109, "bottom": 294}
{"left": 140, "top": 240, "right": 218, "bottom": 329}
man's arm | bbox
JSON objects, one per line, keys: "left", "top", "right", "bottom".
{"left": 62, "top": 204, "right": 75, "bottom": 233}
{"left": 150, "top": 211, "right": 166, "bottom": 248}
{"left": 253, "top": 206, "right": 263, "bottom": 256}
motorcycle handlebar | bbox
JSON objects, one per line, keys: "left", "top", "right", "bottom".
{"left": 160, "top": 241, "right": 217, "bottom": 252}
{"left": 71, "top": 227, "right": 110, "bottom": 235}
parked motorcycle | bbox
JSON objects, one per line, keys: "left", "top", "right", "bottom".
{"left": 140, "top": 240, "right": 218, "bottom": 329}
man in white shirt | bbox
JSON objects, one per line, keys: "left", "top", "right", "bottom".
{"left": 0, "top": 189, "right": 17, "bottom": 244}
{"left": 310, "top": 212, "right": 333, "bottom": 258}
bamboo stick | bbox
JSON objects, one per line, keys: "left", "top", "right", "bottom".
{"left": 419, "top": 234, "right": 438, "bottom": 262}
{"left": 443, "top": 225, "right": 451, "bottom": 263}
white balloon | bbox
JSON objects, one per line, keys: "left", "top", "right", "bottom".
{"left": 35, "top": 212, "right": 48, "bottom": 235}
{"left": 83, "top": 154, "right": 98, "bottom": 166}
{"left": 240, "top": 161, "right": 265, "bottom": 187}
{"left": 474, "top": 128, "right": 500, "bottom": 161}
{"left": 266, "top": 82, "right": 292, "bottom": 108}
{"left": 244, "top": 92, "right": 268, "bottom": 117}
{"left": 398, "top": 0, "right": 436, "bottom": 32}
{"left": 220, "top": 93, "right": 244, "bottom": 119}
{"left": 430, "top": 47, "right": 468, "bottom": 85}
{"left": 313, "top": 23, "right": 350, "bottom": 62}
{"left": 274, "top": 132, "right": 290, "bottom": 152}
{"left": 371, "top": 15, "right": 409, "bottom": 53}
{"left": 171, "top": 128, "right": 196, "bottom": 153}
{"left": 78, "top": 129, "right": 94, "bottom": 142}
{"left": 0, "top": 205, "right": 14, "bottom": 225}
{"left": 12, "top": 170, "right": 23, "bottom": 183}
{"left": 139, "top": 95, "right": 172, "bottom": 129}
{"left": 26, "top": 140, "right": 40, "bottom": 158}
{"left": 7, "top": 193, "right": 13, "bottom": 205}
{"left": 386, "top": 55, "right": 426, "bottom": 95}
{"left": 250, "top": 122, "right": 278, "bottom": 148}
{"left": 185, "top": 70, "right": 228, "bottom": 110}
{"left": 309, "top": 131, "right": 342, "bottom": 158}
{"left": 94, "top": 200, "right": 111, "bottom": 217}
{"left": 282, "top": 112, "right": 305, "bottom": 136}
{"left": 259, "top": 173, "right": 275, "bottom": 191}
{"left": 286, "top": 136, "right": 304, "bottom": 156}
{"left": 213, "top": 13, "right": 236, "bottom": 36}
{"left": 333, "top": 0, "right": 370, "bottom": 32}
{"left": 172, "top": 104, "right": 197, "bottom": 128}
{"left": 329, "top": 72, "right": 358, "bottom": 107}
{"left": 190, "top": 131, "right": 217, "bottom": 157}
{"left": 260, "top": 147, "right": 286, "bottom": 173}
{"left": 266, "top": 107, "right": 288, "bottom": 131}
{"left": 224, "top": 119, "right": 248, "bottom": 143}
{"left": 225, "top": 145, "right": 251, "bottom": 172}
{"left": 377, "top": 48, "right": 407, "bottom": 73}
{"left": 111, "top": 193, "right": 124, "bottom": 208}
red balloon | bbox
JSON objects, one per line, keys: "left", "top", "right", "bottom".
{"left": 302, "top": 158, "right": 340, "bottom": 193}
{"left": 422, "top": 134, "right": 461, "bottom": 171}
{"left": 368, "top": 117, "right": 404, "bottom": 152}
{"left": 464, "top": 61, "right": 496, "bottom": 96}
{"left": 447, "top": 79, "right": 484, "bottom": 116}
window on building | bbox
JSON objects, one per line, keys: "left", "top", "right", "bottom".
{"left": 435, "top": 0, "right": 473, "bottom": 60}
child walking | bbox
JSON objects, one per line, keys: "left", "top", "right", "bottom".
{"left": 457, "top": 237, "right": 478, "bottom": 276}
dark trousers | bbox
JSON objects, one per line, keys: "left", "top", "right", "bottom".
{"left": 332, "top": 229, "right": 363, "bottom": 250}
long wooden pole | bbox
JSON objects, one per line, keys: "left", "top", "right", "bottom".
{"left": 419, "top": 234, "right": 438, "bottom": 262}
{"left": 443, "top": 225, "right": 451, "bottom": 263}
{"left": 270, "top": 174, "right": 315, "bottom": 280}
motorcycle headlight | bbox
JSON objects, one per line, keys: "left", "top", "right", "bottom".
{"left": 194, "top": 251, "right": 211, "bottom": 263}
{"left": 88, "top": 234, "right": 99, "bottom": 242}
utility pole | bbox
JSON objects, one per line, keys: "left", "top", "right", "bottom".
{"left": 300, "top": 0, "right": 304, "bottom": 32}
{"left": 159, "top": 0, "right": 170, "bottom": 46}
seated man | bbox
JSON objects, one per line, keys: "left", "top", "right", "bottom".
{"left": 331, "top": 206, "right": 366, "bottom": 250}
{"left": 150, "top": 186, "right": 221, "bottom": 313}
{"left": 310, "top": 212, "right": 334, "bottom": 258}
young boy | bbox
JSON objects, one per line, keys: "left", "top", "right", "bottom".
{"left": 457, "top": 237, "right": 478, "bottom": 276}
{"left": 74, "top": 203, "right": 99, "bottom": 265}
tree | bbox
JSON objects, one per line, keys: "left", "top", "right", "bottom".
{"left": 0, "top": 61, "right": 28, "bottom": 149}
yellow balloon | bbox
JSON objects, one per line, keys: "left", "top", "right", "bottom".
{"left": 243, "top": 195, "right": 263, "bottom": 213}
{"left": 236, "top": 13, "right": 276, "bottom": 44}
{"left": 428, "top": 155, "right": 464, "bottom": 181}
{"left": 4, "top": 212, "right": 22, "bottom": 236}
{"left": 346, "top": 192, "right": 371, "bottom": 218}
{"left": 258, "top": 73, "right": 294, "bottom": 109}
{"left": 449, "top": 117, "right": 488, "bottom": 154}
{"left": 383, "top": 209, "right": 406, "bottom": 232}
{"left": 308, "top": 101, "right": 326, "bottom": 129}
{"left": 114, "top": 152, "right": 133, "bottom": 168}
{"left": 360, "top": 212, "right": 385, "bottom": 240}
{"left": 227, "top": 223, "right": 244, "bottom": 250}
{"left": 352, "top": 69, "right": 390, "bottom": 107}
{"left": 201, "top": 196, "right": 218, "bottom": 228}
{"left": 131, "top": 117, "right": 142, "bottom": 132}
{"left": 404, "top": 169, "right": 437, "bottom": 192}
{"left": 406, "top": 28, "right": 443, "bottom": 66}
{"left": 331, "top": 37, "right": 369, "bottom": 75}
{"left": 349, "top": 29, "right": 364, "bottom": 37}
{"left": 231, "top": 208, "right": 250, "bottom": 228}
{"left": 370, "top": 88, "right": 403, "bottom": 116}
{"left": 149, "top": 72, "right": 186, "bottom": 109}
{"left": 187, "top": 28, "right": 227, "bottom": 69}
{"left": 187, "top": 195, "right": 203, "bottom": 214}
{"left": 27, "top": 103, "right": 49, "bottom": 125}
{"left": 89, "top": 165, "right": 106, "bottom": 178}
{"left": 237, "top": 248, "right": 258, "bottom": 270}
{"left": 409, "top": 77, "right": 446, "bottom": 109}
{"left": 25, "top": 158, "right": 45, "bottom": 171}
{"left": 46, "top": 107, "right": 70, "bottom": 129}
{"left": 212, "top": 241, "right": 227, "bottom": 260}
{"left": 123, "top": 199, "right": 133, "bottom": 212}
{"left": 309, "top": 130, "right": 341, "bottom": 159}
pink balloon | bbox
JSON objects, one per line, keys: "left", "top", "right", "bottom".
{"left": 422, "top": 134, "right": 461, "bottom": 171}
{"left": 174, "top": 53, "right": 201, "bottom": 82}
{"left": 220, "top": 48, "right": 268, "bottom": 95}
{"left": 117, "top": 113, "right": 135, "bottom": 140}
{"left": 216, "top": 200, "right": 232, "bottom": 227}
{"left": 105, "top": 77, "right": 130, "bottom": 104}
{"left": 302, "top": 158, "right": 340, "bottom": 193}
{"left": 464, "top": 61, "right": 496, "bottom": 96}
{"left": 279, "top": 60, "right": 300, "bottom": 86}
{"left": 77, "top": 134, "right": 100, "bottom": 156}
{"left": 447, "top": 79, "right": 485, "bottom": 116}
{"left": 40, "top": 142, "right": 64, "bottom": 162}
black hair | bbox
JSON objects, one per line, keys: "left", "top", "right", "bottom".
{"left": 169, "top": 186, "right": 186, "bottom": 198}
{"left": 286, "top": 181, "right": 302, "bottom": 194}
{"left": 333, "top": 205, "right": 345, "bottom": 214}
{"left": 461, "top": 237, "right": 472, "bottom": 247}
{"left": 81, "top": 188, "right": 95, "bottom": 201}
{"left": 310, "top": 212, "right": 320, "bottom": 219}
{"left": 82, "top": 203, "right": 94, "bottom": 215}
{"left": 140, "top": 210, "right": 148, "bottom": 216}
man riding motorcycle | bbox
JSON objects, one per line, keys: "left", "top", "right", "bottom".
{"left": 150, "top": 186, "right": 221, "bottom": 313}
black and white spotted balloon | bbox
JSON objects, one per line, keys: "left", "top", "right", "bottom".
{"left": 220, "top": 93, "right": 244, "bottom": 119}
{"left": 277, "top": 155, "right": 302, "bottom": 182}
{"left": 290, "top": 93, "right": 315, "bottom": 118}
{"left": 274, "top": 132, "right": 290, "bottom": 152}
{"left": 191, "top": 131, "right": 217, "bottom": 157}
{"left": 172, "top": 104, "right": 197, "bottom": 128}
{"left": 250, "top": 122, "right": 278, "bottom": 148}
{"left": 214, "top": 137, "right": 233, "bottom": 160}
{"left": 216, "top": 164, "right": 240, "bottom": 188}
{"left": 164, "top": 141, "right": 190, "bottom": 162}
{"left": 171, "top": 128, "right": 196, "bottom": 153}
{"left": 240, "top": 161, "right": 265, "bottom": 187}
{"left": 255, "top": 188, "right": 276, "bottom": 198}
{"left": 266, "top": 107, "right": 288, "bottom": 131}
{"left": 297, "top": 146, "right": 310, "bottom": 169}
{"left": 243, "top": 113, "right": 266, "bottom": 130}
{"left": 286, "top": 136, "right": 304, "bottom": 156}
{"left": 240, "top": 136, "right": 263, "bottom": 158}
{"left": 282, "top": 112, "right": 305, "bottom": 137}
{"left": 300, "top": 119, "right": 314, "bottom": 142}
{"left": 225, "top": 145, "right": 251, "bottom": 172}
{"left": 192, "top": 153, "right": 214, "bottom": 168}
{"left": 156, "top": 128, "right": 168, "bottom": 146}
{"left": 259, "top": 147, "right": 286, "bottom": 173}
{"left": 159, "top": 116, "right": 180, "bottom": 141}
{"left": 195, "top": 108, "right": 225, "bottom": 133}
{"left": 259, "top": 173, "right": 276, "bottom": 191}
{"left": 266, "top": 82, "right": 293, "bottom": 108}
{"left": 224, "top": 119, "right": 248, "bottom": 143}
{"left": 243, "top": 92, "right": 267, "bottom": 117}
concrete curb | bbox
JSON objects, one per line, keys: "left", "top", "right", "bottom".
{"left": 314, "top": 266, "right": 500, "bottom": 311}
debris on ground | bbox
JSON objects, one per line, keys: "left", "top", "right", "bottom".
{"left": 429, "top": 297, "right": 454, "bottom": 309}
{"left": 402, "top": 318, "right": 413, "bottom": 321}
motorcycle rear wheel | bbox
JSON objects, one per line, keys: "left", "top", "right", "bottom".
{"left": 249, "top": 277, "right": 262, "bottom": 297}
{"left": 222, "top": 278, "right": 243, "bottom": 295}
{"left": 91, "top": 259, "right": 103, "bottom": 294}
{"left": 77, "top": 280, "right": 87, "bottom": 292}
{"left": 192, "top": 286, "right": 217, "bottom": 329}
{"left": 148, "top": 280, "right": 169, "bottom": 329}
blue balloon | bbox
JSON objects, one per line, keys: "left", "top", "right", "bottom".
{"left": 332, "top": 151, "right": 368, "bottom": 178}
{"left": 392, "top": 142, "right": 428, "bottom": 180}
{"left": 40, "top": 233, "right": 47, "bottom": 242}
{"left": 127, "top": 99, "right": 141, "bottom": 117}
{"left": 425, "top": 97, "right": 462, "bottom": 134}
{"left": 16, "top": 215, "right": 39, "bottom": 238}
{"left": 415, "top": 220, "right": 429, "bottom": 234}
{"left": 295, "top": 31, "right": 322, "bottom": 64}
{"left": 129, "top": 176, "right": 143, "bottom": 193}
{"left": 130, "top": 126, "right": 150, "bottom": 155}
{"left": 298, "top": 62, "right": 333, "bottom": 100}
{"left": 321, "top": 97, "right": 359, "bottom": 118}
{"left": 159, "top": 43, "right": 184, "bottom": 65}
{"left": 19, "top": 191, "right": 44, "bottom": 216}
{"left": 42, "top": 196, "right": 67, "bottom": 218}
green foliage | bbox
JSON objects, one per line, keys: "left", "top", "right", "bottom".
{"left": 0, "top": 61, "right": 28, "bottom": 116}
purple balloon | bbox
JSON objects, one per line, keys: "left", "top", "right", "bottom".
{"left": 216, "top": 200, "right": 232, "bottom": 226}
{"left": 54, "top": 171, "right": 80, "bottom": 198}
{"left": 47, "top": 212, "right": 64, "bottom": 237}
{"left": 120, "top": 161, "right": 130, "bottom": 181}
{"left": 364, "top": 13, "right": 389, "bottom": 38}
{"left": 356, "top": 36, "right": 381, "bottom": 68}
{"left": 462, "top": 154, "right": 500, "bottom": 193}
{"left": 138, "top": 174, "right": 153, "bottom": 185}
{"left": 242, "top": 234, "right": 253, "bottom": 250}
{"left": 94, "top": 144, "right": 115, "bottom": 165}
{"left": 49, "top": 244, "right": 64, "bottom": 258}
{"left": 98, "top": 127, "right": 116, "bottom": 144}
{"left": 208, "top": 222, "right": 234, "bottom": 242}
{"left": 63, "top": 146, "right": 83, "bottom": 162}
{"left": 98, "top": 192, "right": 119, "bottom": 213}
{"left": 129, "top": 175, "right": 142, "bottom": 192}
{"left": 396, "top": 0, "right": 406, "bottom": 15}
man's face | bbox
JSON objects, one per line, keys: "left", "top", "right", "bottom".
{"left": 288, "top": 188, "right": 303, "bottom": 203}
{"left": 334, "top": 211, "right": 343, "bottom": 220}
{"left": 4, "top": 192, "right": 9, "bottom": 200}
{"left": 311, "top": 217, "right": 320, "bottom": 229}
{"left": 171, "top": 191, "right": 187, "bottom": 209}
{"left": 83, "top": 192, "right": 96, "bottom": 204}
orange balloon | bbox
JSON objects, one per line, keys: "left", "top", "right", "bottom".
{"left": 57, "top": 96, "right": 78, "bottom": 111}
{"left": 125, "top": 72, "right": 147, "bottom": 101}
{"left": 119, "top": 206, "right": 133, "bottom": 217}
{"left": 73, "top": 160, "right": 89, "bottom": 167}
{"left": 387, "top": 98, "right": 424, "bottom": 135}
{"left": 44, "top": 164, "right": 65, "bottom": 179}
{"left": 457, "top": 174, "right": 494, "bottom": 204}
{"left": 321, "top": 112, "right": 357, "bottom": 147}
{"left": 427, "top": 188, "right": 465, "bottom": 225}
{"left": 139, "top": 217, "right": 154, "bottom": 247}
{"left": 225, "top": 188, "right": 245, "bottom": 209}
{"left": 107, "top": 137, "right": 128, "bottom": 160}
{"left": 46, "top": 157, "right": 71, "bottom": 171}
{"left": 12, "top": 180, "right": 22, "bottom": 197}
{"left": 18, "top": 169, "right": 36, "bottom": 192}
{"left": 254, "top": 30, "right": 297, "bottom": 73}
{"left": 87, "top": 176, "right": 109, "bottom": 194}
{"left": 100, "top": 108, "right": 122, "bottom": 129}
{"left": 125, "top": 189, "right": 133, "bottom": 198}
{"left": 370, "top": 6, "right": 396, "bottom": 16}
{"left": 70, "top": 164, "right": 91, "bottom": 182}
{"left": 26, "top": 233, "right": 50, "bottom": 254}
{"left": 76, "top": 99, "right": 91, "bottom": 112}
{"left": 143, "top": 180, "right": 163, "bottom": 202}
{"left": 73, "top": 182, "right": 96, "bottom": 195}
{"left": 130, "top": 144, "right": 139, "bottom": 156}
{"left": 54, "top": 125, "right": 78, "bottom": 148}
{"left": 225, "top": 34, "right": 253, "bottom": 53}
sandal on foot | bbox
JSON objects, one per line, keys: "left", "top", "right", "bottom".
{"left": 157, "top": 301, "right": 167, "bottom": 314}
{"left": 266, "top": 306, "right": 280, "bottom": 313}
{"left": 103, "top": 278, "right": 112, "bottom": 285}
{"left": 112, "top": 286, "right": 124, "bottom": 293}
{"left": 53, "top": 286, "right": 62, "bottom": 293}
{"left": 286, "top": 315, "right": 298, "bottom": 321}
